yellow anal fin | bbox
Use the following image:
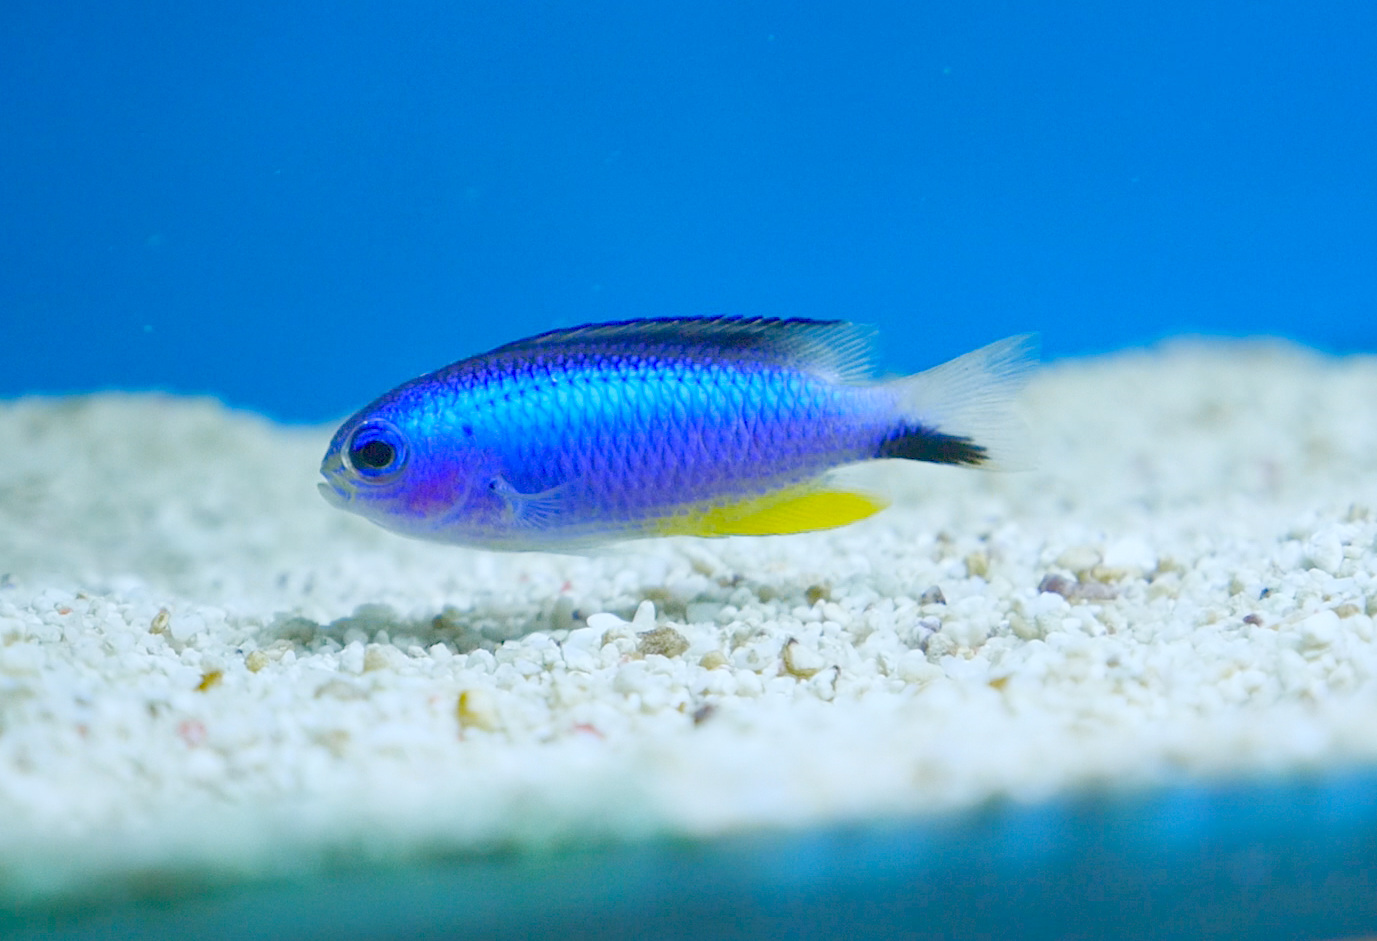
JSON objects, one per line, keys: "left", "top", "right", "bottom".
{"left": 660, "top": 488, "right": 889, "bottom": 538}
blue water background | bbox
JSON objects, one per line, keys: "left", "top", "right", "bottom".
{"left": 3, "top": 1, "right": 1374, "bottom": 422}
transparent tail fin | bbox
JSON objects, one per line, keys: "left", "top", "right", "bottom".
{"left": 885, "top": 334, "right": 1038, "bottom": 471}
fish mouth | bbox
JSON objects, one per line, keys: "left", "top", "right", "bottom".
{"left": 318, "top": 450, "right": 355, "bottom": 508}
{"left": 317, "top": 479, "right": 353, "bottom": 508}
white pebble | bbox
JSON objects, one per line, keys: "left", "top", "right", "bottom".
{"left": 897, "top": 650, "right": 942, "bottom": 684}
{"left": 564, "top": 626, "right": 603, "bottom": 651}
{"left": 941, "top": 655, "right": 988, "bottom": 682}
{"left": 586, "top": 612, "right": 627, "bottom": 633}
{"left": 168, "top": 612, "right": 203, "bottom": 642}
{"left": 945, "top": 618, "right": 990, "bottom": 649}
{"left": 613, "top": 661, "right": 650, "bottom": 695}
{"left": 1303, "top": 534, "right": 1344, "bottom": 575}
{"left": 1299, "top": 610, "right": 1340, "bottom": 649}
{"left": 338, "top": 642, "right": 365, "bottom": 674}
{"left": 563, "top": 645, "right": 599, "bottom": 673}
{"left": 1103, "top": 536, "right": 1157, "bottom": 573}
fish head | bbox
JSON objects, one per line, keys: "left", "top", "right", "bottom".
{"left": 318, "top": 398, "right": 496, "bottom": 543}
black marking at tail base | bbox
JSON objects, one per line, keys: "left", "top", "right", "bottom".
{"left": 878, "top": 426, "right": 988, "bottom": 466}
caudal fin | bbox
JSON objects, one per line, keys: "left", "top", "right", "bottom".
{"left": 879, "top": 334, "right": 1038, "bottom": 471}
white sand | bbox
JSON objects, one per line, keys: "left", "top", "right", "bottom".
{"left": 2, "top": 339, "right": 1376, "bottom": 903}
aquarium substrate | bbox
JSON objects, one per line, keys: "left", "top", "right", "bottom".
{"left": 1, "top": 339, "right": 1376, "bottom": 901}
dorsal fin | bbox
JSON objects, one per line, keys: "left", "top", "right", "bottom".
{"left": 482, "top": 316, "right": 875, "bottom": 383}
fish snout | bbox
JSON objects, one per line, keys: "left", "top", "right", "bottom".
{"left": 317, "top": 480, "right": 352, "bottom": 508}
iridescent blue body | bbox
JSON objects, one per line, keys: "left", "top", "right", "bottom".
{"left": 319, "top": 317, "right": 1033, "bottom": 551}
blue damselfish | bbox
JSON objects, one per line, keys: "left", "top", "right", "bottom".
{"left": 318, "top": 317, "right": 1034, "bottom": 551}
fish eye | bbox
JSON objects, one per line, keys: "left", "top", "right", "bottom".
{"left": 344, "top": 420, "right": 408, "bottom": 481}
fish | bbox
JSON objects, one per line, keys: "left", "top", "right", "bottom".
{"left": 318, "top": 317, "right": 1035, "bottom": 551}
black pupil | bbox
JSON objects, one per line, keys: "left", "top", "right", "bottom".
{"left": 351, "top": 439, "right": 395, "bottom": 470}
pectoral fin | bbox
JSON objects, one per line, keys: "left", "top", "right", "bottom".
{"left": 490, "top": 476, "right": 577, "bottom": 530}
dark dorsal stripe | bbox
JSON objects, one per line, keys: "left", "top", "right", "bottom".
{"left": 476, "top": 316, "right": 874, "bottom": 381}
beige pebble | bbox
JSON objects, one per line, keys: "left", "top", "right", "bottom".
{"left": 964, "top": 552, "right": 990, "bottom": 579}
{"left": 782, "top": 639, "right": 826, "bottom": 678}
{"left": 457, "top": 689, "right": 502, "bottom": 731}
{"left": 699, "top": 650, "right": 729, "bottom": 670}
{"left": 363, "top": 645, "right": 395, "bottom": 672}
{"left": 637, "top": 626, "right": 689, "bottom": 659}
{"left": 1055, "top": 546, "right": 1101, "bottom": 574}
